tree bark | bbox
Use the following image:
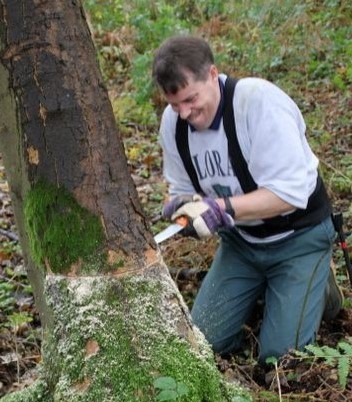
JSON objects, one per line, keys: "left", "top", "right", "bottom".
{"left": 0, "top": 1, "right": 250, "bottom": 401}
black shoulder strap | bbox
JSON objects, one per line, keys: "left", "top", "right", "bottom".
{"left": 174, "top": 76, "right": 331, "bottom": 237}
{"left": 175, "top": 117, "right": 204, "bottom": 194}
{"left": 223, "top": 77, "right": 257, "bottom": 193}
{"left": 175, "top": 77, "right": 252, "bottom": 195}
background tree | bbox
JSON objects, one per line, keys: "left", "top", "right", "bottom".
{"left": 0, "top": 1, "right": 249, "bottom": 401}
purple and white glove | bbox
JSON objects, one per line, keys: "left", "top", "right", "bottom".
{"left": 171, "top": 196, "right": 235, "bottom": 238}
{"left": 162, "top": 194, "right": 194, "bottom": 219}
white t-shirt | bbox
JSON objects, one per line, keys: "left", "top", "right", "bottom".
{"left": 159, "top": 75, "right": 319, "bottom": 242}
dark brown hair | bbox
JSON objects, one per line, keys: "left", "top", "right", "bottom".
{"left": 152, "top": 35, "right": 214, "bottom": 94}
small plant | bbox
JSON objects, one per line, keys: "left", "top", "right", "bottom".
{"left": 296, "top": 338, "right": 352, "bottom": 389}
{"left": 7, "top": 312, "right": 34, "bottom": 382}
{"left": 7, "top": 311, "right": 33, "bottom": 329}
{"left": 153, "top": 376, "right": 189, "bottom": 401}
{"left": 0, "top": 281, "right": 16, "bottom": 313}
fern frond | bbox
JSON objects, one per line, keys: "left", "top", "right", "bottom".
{"left": 338, "top": 341, "right": 352, "bottom": 356}
{"left": 337, "top": 355, "right": 350, "bottom": 389}
{"left": 305, "top": 344, "right": 336, "bottom": 359}
{"left": 295, "top": 350, "right": 310, "bottom": 358}
{"left": 300, "top": 342, "right": 352, "bottom": 389}
{"left": 321, "top": 345, "right": 341, "bottom": 365}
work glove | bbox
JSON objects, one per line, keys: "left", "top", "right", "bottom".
{"left": 171, "top": 196, "right": 235, "bottom": 239}
{"left": 162, "top": 194, "right": 194, "bottom": 220}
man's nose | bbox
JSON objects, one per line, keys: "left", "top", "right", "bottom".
{"left": 178, "top": 104, "right": 191, "bottom": 120}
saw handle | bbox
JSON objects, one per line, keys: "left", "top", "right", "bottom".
{"left": 175, "top": 216, "right": 189, "bottom": 227}
{"left": 175, "top": 215, "right": 198, "bottom": 238}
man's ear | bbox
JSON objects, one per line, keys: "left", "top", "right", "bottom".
{"left": 209, "top": 64, "right": 219, "bottom": 81}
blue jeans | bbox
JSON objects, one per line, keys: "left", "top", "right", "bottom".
{"left": 191, "top": 217, "right": 336, "bottom": 361}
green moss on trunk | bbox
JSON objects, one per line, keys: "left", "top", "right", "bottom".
{"left": 17, "top": 265, "right": 250, "bottom": 402}
{"left": 24, "top": 181, "right": 104, "bottom": 274}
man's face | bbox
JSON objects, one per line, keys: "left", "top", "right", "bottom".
{"left": 165, "top": 66, "right": 220, "bottom": 131}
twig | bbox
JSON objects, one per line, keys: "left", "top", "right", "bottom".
{"left": 317, "top": 375, "right": 350, "bottom": 402}
{"left": 275, "top": 361, "right": 282, "bottom": 402}
{"left": 232, "top": 363, "right": 262, "bottom": 391}
{"left": 280, "top": 393, "right": 334, "bottom": 401}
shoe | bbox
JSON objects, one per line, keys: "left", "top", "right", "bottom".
{"left": 322, "top": 265, "right": 344, "bottom": 322}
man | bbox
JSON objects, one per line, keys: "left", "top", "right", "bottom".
{"left": 152, "top": 35, "right": 342, "bottom": 361}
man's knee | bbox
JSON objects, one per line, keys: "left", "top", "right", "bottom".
{"left": 258, "top": 333, "right": 317, "bottom": 363}
{"left": 192, "top": 314, "right": 243, "bottom": 355}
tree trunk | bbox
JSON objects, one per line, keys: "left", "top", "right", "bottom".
{"left": 0, "top": 1, "right": 249, "bottom": 401}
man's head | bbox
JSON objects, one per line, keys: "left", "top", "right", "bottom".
{"left": 152, "top": 35, "right": 221, "bottom": 131}
{"left": 152, "top": 35, "right": 215, "bottom": 94}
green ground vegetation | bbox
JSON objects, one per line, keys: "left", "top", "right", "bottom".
{"left": 1, "top": 1, "right": 351, "bottom": 400}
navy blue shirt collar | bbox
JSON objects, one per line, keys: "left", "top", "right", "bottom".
{"left": 189, "top": 78, "right": 224, "bottom": 132}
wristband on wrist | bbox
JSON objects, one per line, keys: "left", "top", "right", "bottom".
{"left": 223, "top": 197, "right": 235, "bottom": 218}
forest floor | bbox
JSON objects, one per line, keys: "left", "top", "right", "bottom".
{"left": 1, "top": 155, "right": 352, "bottom": 401}
{"left": 1, "top": 2, "right": 352, "bottom": 399}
